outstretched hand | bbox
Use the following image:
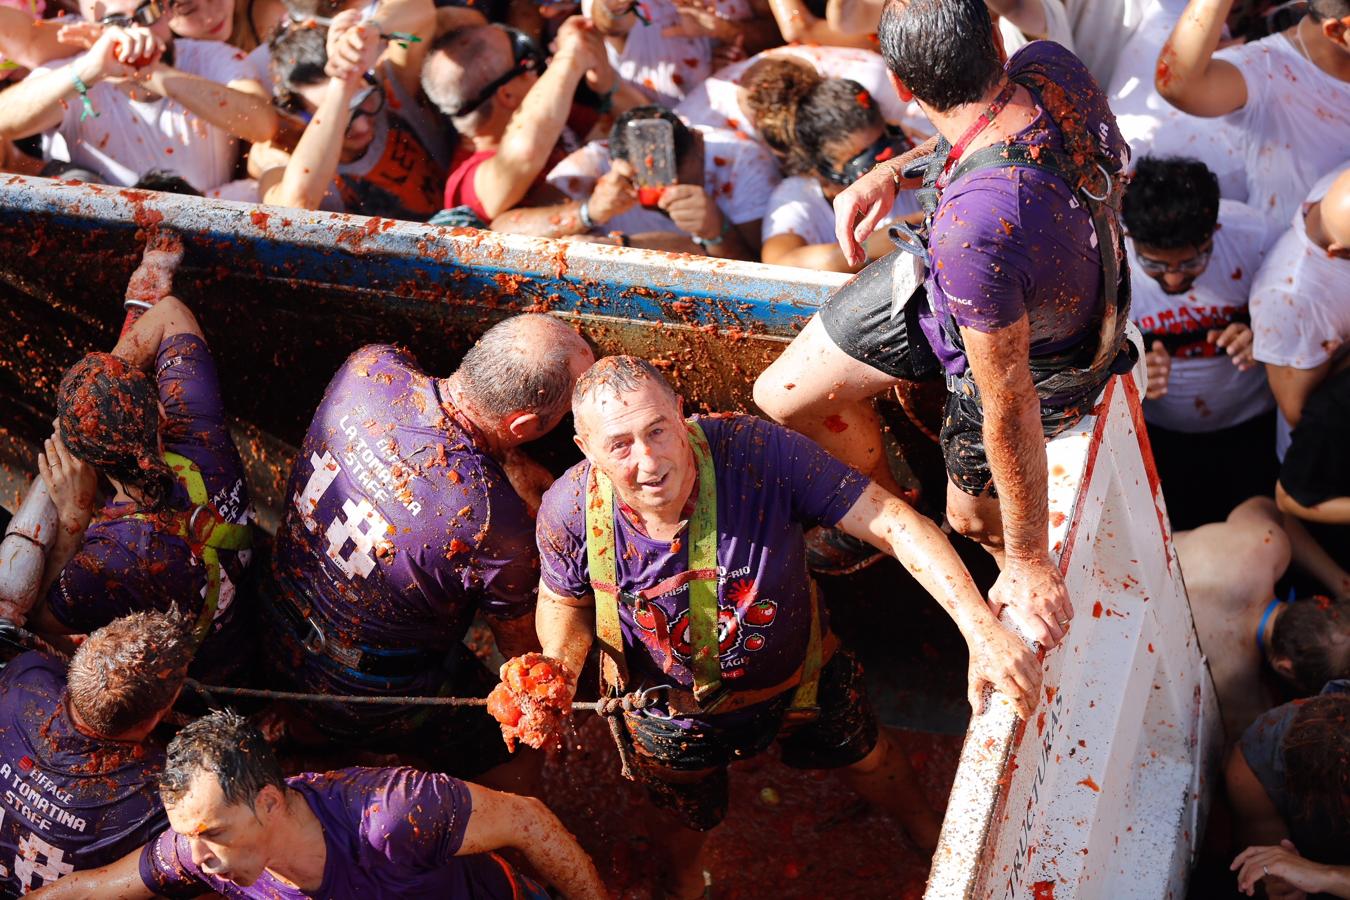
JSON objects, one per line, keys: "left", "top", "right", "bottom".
{"left": 989, "top": 553, "right": 1072, "bottom": 649}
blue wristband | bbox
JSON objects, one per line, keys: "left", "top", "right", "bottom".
{"left": 70, "top": 69, "right": 98, "bottom": 121}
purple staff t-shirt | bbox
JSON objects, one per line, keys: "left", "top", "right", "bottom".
{"left": 0, "top": 653, "right": 166, "bottom": 895}
{"left": 45, "top": 333, "right": 253, "bottom": 681}
{"left": 922, "top": 41, "right": 1129, "bottom": 390}
{"left": 138, "top": 767, "right": 524, "bottom": 899}
{"left": 269, "top": 345, "right": 536, "bottom": 699}
{"left": 537, "top": 415, "right": 868, "bottom": 717}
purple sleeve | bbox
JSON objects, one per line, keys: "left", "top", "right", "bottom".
{"left": 536, "top": 465, "right": 591, "bottom": 600}
{"left": 928, "top": 176, "right": 1037, "bottom": 333}
{"left": 155, "top": 332, "right": 230, "bottom": 457}
{"left": 363, "top": 768, "right": 473, "bottom": 867}
{"left": 44, "top": 532, "right": 140, "bottom": 633}
{"left": 740, "top": 417, "right": 869, "bottom": 528}
{"left": 461, "top": 490, "right": 538, "bottom": 621}
{"left": 138, "top": 830, "right": 211, "bottom": 899}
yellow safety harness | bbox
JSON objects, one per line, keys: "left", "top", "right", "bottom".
{"left": 585, "top": 421, "right": 829, "bottom": 718}
{"left": 131, "top": 451, "right": 252, "bottom": 645}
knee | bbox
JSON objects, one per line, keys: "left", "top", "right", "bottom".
{"left": 947, "top": 505, "right": 1002, "bottom": 548}
{"left": 847, "top": 732, "right": 890, "bottom": 775}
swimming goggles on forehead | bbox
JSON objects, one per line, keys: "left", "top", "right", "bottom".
{"left": 450, "top": 26, "right": 545, "bottom": 116}
{"left": 99, "top": 0, "right": 168, "bottom": 27}
{"left": 816, "top": 128, "right": 912, "bottom": 187}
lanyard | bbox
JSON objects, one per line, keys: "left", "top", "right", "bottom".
{"left": 937, "top": 79, "right": 1019, "bottom": 190}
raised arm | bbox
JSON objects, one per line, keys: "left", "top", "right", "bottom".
{"left": 825, "top": 0, "right": 882, "bottom": 33}
{"left": 139, "top": 64, "right": 279, "bottom": 144}
{"left": 962, "top": 319, "right": 1072, "bottom": 649}
{"left": 985, "top": 0, "right": 1047, "bottom": 38}
{"left": 0, "top": 26, "right": 142, "bottom": 140}
{"left": 1154, "top": 0, "right": 1248, "bottom": 117}
{"left": 459, "top": 785, "right": 606, "bottom": 899}
{"left": 835, "top": 482, "right": 1042, "bottom": 718}
{"left": 29, "top": 844, "right": 152, "bottom": 899}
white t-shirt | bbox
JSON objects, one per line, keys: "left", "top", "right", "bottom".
{"left": 1217, "top": 34, "right": 1350, "bottom": 231}
{"left": 1061, "top": 0, "right": 1145, "bottom": 86}
{"left": 762, "top": 174, "right": 917, "bottom": 245}
{"left": 546, "top": 125, "right": 780, "bottom": 234}
{"left": 582, "top": 0, "right": 751, "bottom": 109}
{"left": 1107, "top": 0, "right": 1247, "bottom": 200}
{"left": 675, "top": 45, "right": 929, "bottom": 142}
{"left": 997, "top": 0, "right": 1076, "bottom": 57}
{"left": 37, "top": 39, "right": 251, "bottom": 192}
{"left": 1250, "top": 164, "right": 1350, "bottom": 371}
{"left": 1130, "top": 199, "right": 1275, "bottom": 432}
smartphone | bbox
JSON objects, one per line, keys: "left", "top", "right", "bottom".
{"left": 626, "top": 118, "right": 676, "bottom": 208}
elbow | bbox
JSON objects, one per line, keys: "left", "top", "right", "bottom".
{"left": 240, "top": 108, "right": 280, "bottom": 145}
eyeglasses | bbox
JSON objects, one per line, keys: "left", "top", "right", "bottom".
{"left": 296, "top": 72, "right": 385, "bottom": 130}
{"left": 99, "top": 0, "right": 167, "bottom": 27}
{"left": 1134, "top": 240, "right": 1214, "bottom": 276}
{"left": 817, "top": 128, "right": 911, "bottom": 187}
{"left": 450, "top": 26, "right": 544, "bottom": 117}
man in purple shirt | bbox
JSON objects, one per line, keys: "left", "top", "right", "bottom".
{"left": 30, "top": 710, "right": 607, "bottom": 899}
{"left": 262, "top": 315, "right": 593, "bottom": 780}
{"left": 524, "top": 355, "right": 1040, "bottom": 899}
{"left": 755, "top": 3, "right": 1132, "bottom": 651}
{"left": 12, "top": 238, "right": 253, "bottom": 683}
{"left": 0, "top": 609, "right": 192, "bottom": 894}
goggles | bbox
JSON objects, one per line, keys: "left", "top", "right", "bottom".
{"left": 816, "top": 128, "right": 911, "bottom": 187}
{"left": 1134, "top": 240, "right": 1213, "bottom": 276}
{"left": 99, "top": 0, "right": 168, "bottom": 27}
{"left": 450, "top": 27, "right": 544, "bottom": 116}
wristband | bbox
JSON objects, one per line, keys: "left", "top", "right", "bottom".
{"left": 124, "top": 299, "right": 155, "bottom": 311}
{"left": 690, "top": 215, "right": 730, "bottom": 249}
{"left": 578, "top": 199, "right": 596, "bottom": 231}
{"left": 596, "top": 82, "right": 618, "bottom": 114}
{"left": 70, "top": 68, "right": 97, "bottom": 121}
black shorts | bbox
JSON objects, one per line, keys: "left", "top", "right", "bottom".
{"left": 819, "top": 258, "right": 1091, "bottom": 497}
{"left": 623, "top": 649, "right": 878, "bottom": 831}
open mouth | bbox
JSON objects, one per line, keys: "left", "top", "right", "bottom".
{"left": 637, "top": 473, "right": 669, "bottom": 490}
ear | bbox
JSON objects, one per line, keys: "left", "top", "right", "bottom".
{"left": 885, "top": 69, "right": 913, "bottom": 103}
{"left": 1269, "top": 655, "right": 1296, "bottom": 681}
{"left": 572, "top": 432, "right": 593, "bottom": 461}
{"left": 504, "top": 411, "right": 541, "bottom": 442}
{"left": 1328, "top": 242, "right": 1350, "bottom": 259}
{"left": 256, "top": 784, "right": 284, "bottom": 819}
{"left": 1322, "top": 17, "right": 1347, "bottom": 43}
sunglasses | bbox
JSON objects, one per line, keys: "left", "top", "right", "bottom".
{"left": 99, "top": 0, "right": 168, "bottom": 27}
{"left": 817, "top": 128, "right": 911, "bottom": 187}
{"left": 295, "top": 72, "right": 385, "bottom": 129}
{"left": 450, "top": 27, "right": 544, "bottom": 117}
{"left": 1135, "top": 240, "right": 1214, "bottom": 276}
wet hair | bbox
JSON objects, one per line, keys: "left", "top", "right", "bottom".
{"left": 41, "top": 161, "right": 105, "bottom": 184}
{"left": 794, "top": 79, "right": 883, "bottom": 178}
{"left": 68, "top": 608, "right": 193, "bottom": 736}
{"left": 1122, "top": 156, "right": 1220, "bottom": 250}
{"left": 160, "top": 710, "right": 286, "bottom": 812}
{"left": 56, "top": 352, "right": 176, "bottom": 512}
{"left": 269, "top": 22, "right": 329, "bottom": 111}
{"left": 741, "top": 58, "right": 822, "bottom": 170}
{"left": 572, "top": 355, "right": 678, "bottom": 410}
{"left": 1270, "top": 599, "right": 1350, "bottom": 695}
{"left": 877, "top": 0, "right": 1003, "bottom": 113}
{"left": 133, "top": 170, "right": 203, "bottom": 197}
{"left": 1309, "top": 0, "right": 1350, "bottom": 20}
{"left": 608, "top": 106, "right": 695, "bottom": 167}
{"left": 422, "top": 26, "right": 510, "bottom": 128}
{"left": 456, "top": 315, "right": 586, "bottom": 420}
{"left": 1282, "top": 694, "right": 1350, "bottom": 860}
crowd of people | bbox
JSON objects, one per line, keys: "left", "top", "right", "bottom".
{"left": 0, "top": 0, "right": 1346, "bottom": 892}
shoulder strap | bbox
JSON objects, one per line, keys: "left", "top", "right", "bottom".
{"left": 586, "top": 463, "right": 628, "bottom": 690}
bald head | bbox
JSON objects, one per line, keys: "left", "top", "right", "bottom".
{"left": 422, "top": 26, "right": 513, "bottom": 127}
{"left": 1319, "top": 169, "right": 1350, "bottom": 251}
{"left": 455, "top": 315, "right": 593, "bottom": 423}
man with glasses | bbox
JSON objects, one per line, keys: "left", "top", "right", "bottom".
{"left": 258, "top": 2, "right": 447, "bottom": 219}
{"left": 0, "top": 0, "right": 277, "bottom": 193}
{"left": 1124, "top": 155, "right": 1279, "bottom": 528}
{"left": 422, "top": 17, "right": 626, "bottom": 225}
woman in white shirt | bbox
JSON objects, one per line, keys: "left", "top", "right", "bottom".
{"left": 757, "top": 76, "right": 915, "bottom": 272}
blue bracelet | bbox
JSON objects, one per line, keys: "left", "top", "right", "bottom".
{"left": 70, "top": 69, "right": 97, "bottom": 121}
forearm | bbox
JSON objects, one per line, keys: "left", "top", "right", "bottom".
{"left": 27, "top": 849, "right": 150, "bottom": 899}
{"left": 1155, "top": 0, "right": 1244, "bottom": 113}
{"left": 1277, "top": 484, "right": 1350, "bottom": 528}
{"left": 986, "top": 0, "right": 1047, "bottom": 38}
{"left": 768, "top": 0, "right": 873, "bottom": 46}
{"left": 1314, "top": 865, "right": 1350, "bottom": 898}
{"left": 0, "top": 61, "right": 80, "bottom": 140}
{"left": 536, "top": 591, "right": 594, "bottom": 680}
{"left": 764, "top": 239, "right": 855, "bottom": 272}
{"left": 146, "top": 67, "right": 278, "bottom": 143}
{"left": 825, "top": 0, "right": 882, "bottom": 34}
{"left": 35, "top": 527, "right": 82, "bottom": 609}
{"left": 265, "top": 78, "right": 352, "bottom": 210}
{"left": 487, "top": 611, "right": 543, "bottom": 659}
{"left": 982, "top": 386, "right": 1049, "bottom": 559}
{"left": 112, "top": 295, "right": 200, "bottom": 367}
{"left": 515, "top": 808, "right": 606, "bottom": 899}
{"left": 490, "top": 200, "right": 592, "bottom": 238}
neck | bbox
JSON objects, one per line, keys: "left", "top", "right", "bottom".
{"left": 1305, "top": 200, "right": 1335, "bottom": 249}
{"left": 263, "top": 790, "right": 327, "bottom": 892}
{"left": 1295, "top": 17, "right": 1350, "bottom": 81}
{"left": 441, "top": 376, "right": 509, "bottom": 457}
{"left": 66, "top": 698, "right": 154, "bottom": 743}
{"left": 925, "top": 77, "right": 1025, "bottom": 149}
